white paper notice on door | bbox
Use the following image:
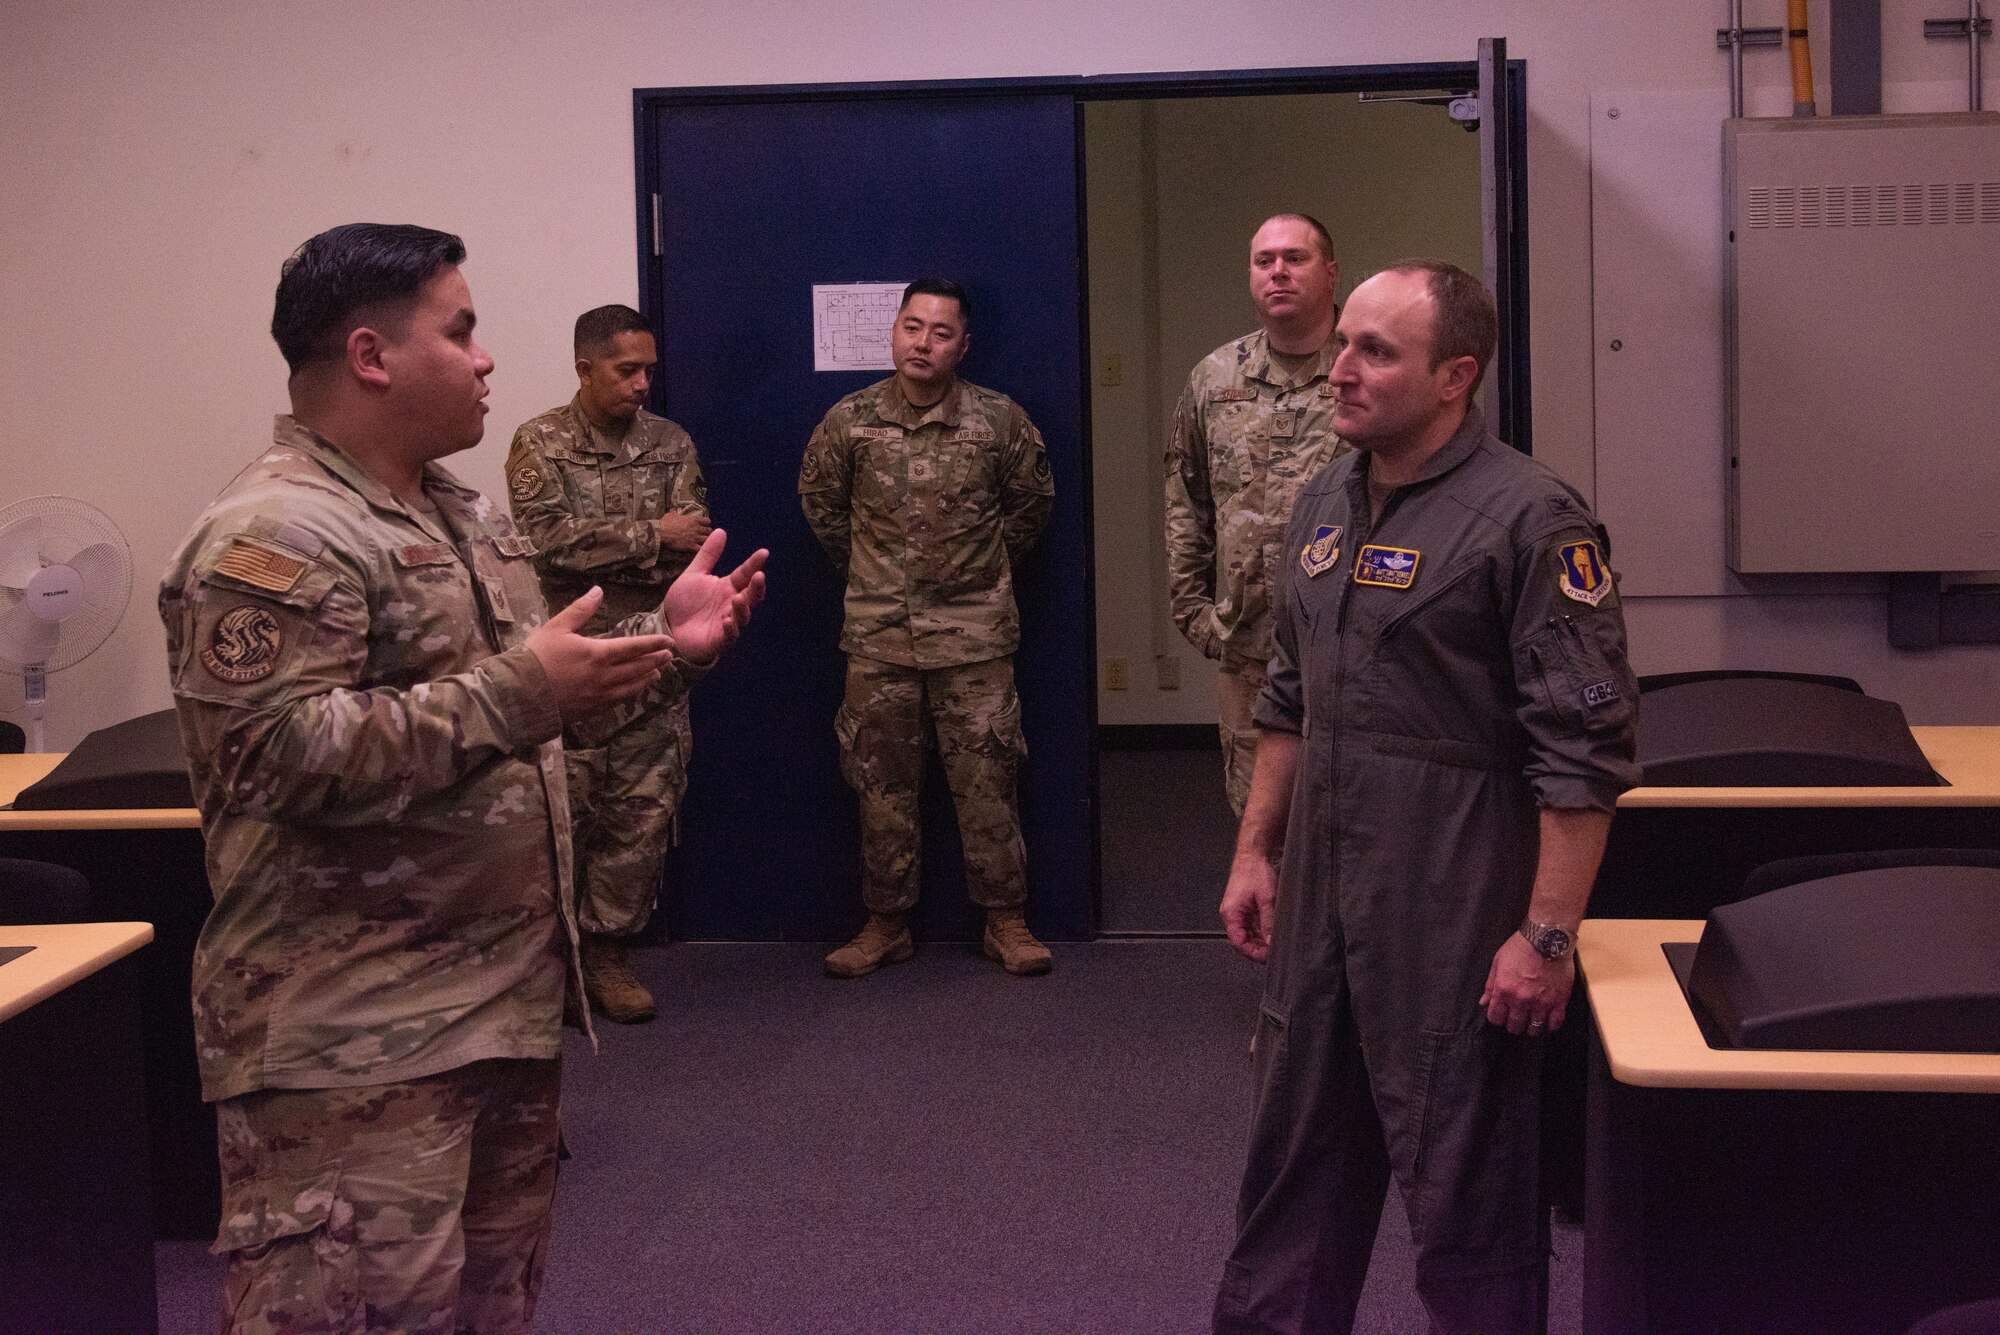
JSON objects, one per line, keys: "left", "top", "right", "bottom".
{"left": 812, "top": 282, "right": 906, "bottom": 372}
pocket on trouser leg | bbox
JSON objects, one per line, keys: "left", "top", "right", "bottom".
{"left": 1408, "top": 1021, "right": 1543, "bottom": 1280}
{"left": 1247, "top": 1000, "right": 1293, "bottom": 1124}
{"left": 215, "top": 1169, "right": 363, "bottom": 1335}
{"left": 982, "top": 696, "right": 1027, "bottom": 785}
{"left": 833, "top": 705, "right": 866, "bottom": 793}
{"left": 1218, "top": 718, "right": 1259, "bottom": 817}
{"left": 837, "top": 701, "right": 925, "bottom": 794}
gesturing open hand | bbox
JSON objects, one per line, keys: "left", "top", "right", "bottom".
{"left": 660, "top": 528, "right": 769, "bottom": 665}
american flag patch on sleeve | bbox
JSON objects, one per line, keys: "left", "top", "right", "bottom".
{"left": 214, "top": 538, "right": 307, "bottom": 593}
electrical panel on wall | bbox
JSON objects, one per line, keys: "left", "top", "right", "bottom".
{"left": 1725, "top": 113, "right": 2000, "bottom": 574}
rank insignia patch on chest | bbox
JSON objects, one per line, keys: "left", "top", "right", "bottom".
{"left": 509, "top": 466, "right": 543, "bottom": 503}
{"left": 1300, "top": 525, "right": 1343, "bottom": 578}
{"left": 200, "top": 605, "right": 283, "bottom": 683}
{"left": 1353, "top": 544, "right": 1421, "bottom": 589}
{"left": 1556, "top": 540, "right": 1611, "bottom": 606}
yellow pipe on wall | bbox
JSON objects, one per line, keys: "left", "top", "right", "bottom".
{"left": 1789, "top": 0, "right": 1818, "bottom": 117}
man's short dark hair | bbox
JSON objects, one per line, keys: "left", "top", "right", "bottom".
{"left": 900, "top": 277, "right": 971, "bottom": 325}
{"left": 271, "top": 224, "right": 466, "bottom": 375}
{"left": 574, "top": 305, "right": 653, "bottom": 358}
{"left": 1263, "top": 212, "right": 1337, "bottom": 262}
{"left": 1382, "top": 258, "right": 1498, "bottom": 393}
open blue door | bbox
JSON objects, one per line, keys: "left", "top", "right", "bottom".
{"left": 642, "top": 91, "right": 1091, "bottom": 942}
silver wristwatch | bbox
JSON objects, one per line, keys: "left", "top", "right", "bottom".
{"left": 1518, "top": 919, "right": 1576, "bottom": 961}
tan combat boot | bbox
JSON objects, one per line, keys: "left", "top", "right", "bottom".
{"left": 580, "top": 933, "right": 656, "bottom": 1023}
{"left": 824, "top": 913, "right": 914, "bottom": 978}
{"left": 983, "top": 909, "right": 1053, "bottom": 976}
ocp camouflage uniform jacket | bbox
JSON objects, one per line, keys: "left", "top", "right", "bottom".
{"left": 1165, "top": 328, "right": 1349, "bottom": 667}
{"left": 505, "top": 398, "right": 708, "bottom": 634}
{"left": 160, "top": 417, "right": 691, "bottom": 1102}
{"left": 799, "top": 376, "right": 1054, "bottom": 669}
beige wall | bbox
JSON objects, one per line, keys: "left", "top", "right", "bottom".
{"left": 4, "top": 1, "right": 1998, "bottom": 747}
{"left": 1088, "top": 93, "right": 1481, "bottom": 725}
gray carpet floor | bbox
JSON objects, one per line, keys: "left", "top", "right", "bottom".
{"left": 155, "top": 940, "right": 1583, "bottom": 1334}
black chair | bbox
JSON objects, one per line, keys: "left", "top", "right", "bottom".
{"left": 1742, "top": 847, "right": 2000, "bottom": 900}
{"left": 0, "top": 858, "right": 91, "bottom": 925}
{"left": 1638, "top": 668, "right": 1865, "bottom": 695}
{"left": 0, "top": 720, "right": 23, "bottom": 754}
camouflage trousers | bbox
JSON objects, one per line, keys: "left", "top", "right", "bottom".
{"left": 1216, "top": 656, "right": 1270, "bottom": 818}
{"left": 836, "top": 654, "right": 1028, "bottom": 914}
{"left": 564, "top": 688, "right": 690, "bottom": 938}
{"left": 213, "top": 1058, "right": 561, "bottom": 1335}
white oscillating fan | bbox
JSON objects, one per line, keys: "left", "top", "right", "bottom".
{"left": 0, "top": 496, "right": 133, "bottom": 752}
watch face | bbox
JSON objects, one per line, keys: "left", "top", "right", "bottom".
{"left": 1519, "top": 921, "right": 1575, "bottom": 960}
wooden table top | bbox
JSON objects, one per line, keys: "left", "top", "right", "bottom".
{"left": 3, "top": 724, "right": 1998, "bottom": 827}
{"left": 1616, "top": 725, "right": 2000, "bottom": 809}
{"left": 0, "top": 752, "right": 200, "bottom": 830}
{"left": 1578, "top": 918, "right": 2000, "bottom": 1093}
{"left": 0, "top": 921, "right": 154, "bottom": 1024}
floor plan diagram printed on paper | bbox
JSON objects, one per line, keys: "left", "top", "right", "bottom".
{"left": 812, "top": 282, "right": 906, "bottom": 372}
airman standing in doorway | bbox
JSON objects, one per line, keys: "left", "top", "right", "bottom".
{"left": 1165, "top": 213, "right": 1350, "bottom": 816}
{"left": 800, "top": 278, "right": 1057, "bottom": 978}
{"left": 507, "top": 305, "right": 712, "bottom": 1022}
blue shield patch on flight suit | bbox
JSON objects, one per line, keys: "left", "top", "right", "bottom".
{"left": 1300, "top": 525, "right": 1342, "bottom": 578}
{"left": 1557, "top": 540, "right": 1611, "bottom": 606}
{"left": 1353, "top": 544, "right": 1421, "bottom": 589}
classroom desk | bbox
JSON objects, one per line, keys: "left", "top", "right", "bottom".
{"left": 1616, "top": 725, "right": 2000, "bottom": 810}
{"left": 0, "top": 751, "right": 200, "bottom": 829}
{"left": 1579, "top": 920, "right": 2000, "bottom": 1335}
{"left": 0, "top": 921, "right": 157, "bottom": 1335}
{"left": 0, "top": 753, "right": 214, "bottom": 1241}
{"left": 1599, "top": 725, "right": 2000, "bottom": 920}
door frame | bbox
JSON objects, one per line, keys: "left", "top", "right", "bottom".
{"left": 632, "top": 61, "right": 1530, "bottom": 936}
{"left": 633, "top": 60, "right": 1531, "bottom": 447}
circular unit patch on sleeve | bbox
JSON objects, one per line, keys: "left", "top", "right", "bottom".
{"left": 201, "top": 605, "right": 284, "bottom": 683}
{"left": 510, "top": 465, "right": 544, "bottom": 503}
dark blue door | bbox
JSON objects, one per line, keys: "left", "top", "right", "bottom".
{"left": 646, "top": 92, "right": 1091, "bottom": 942}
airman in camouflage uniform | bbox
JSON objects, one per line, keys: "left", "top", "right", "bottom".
{"left": 1166, "top": 214, "right": 1350, "bottom": 815}
{"left": 799, "top": 279, "right": 1056, "bottom": 978}
{"left": 506, "top": 304, "right": 712, "bottom": 1023}
{"left": 161, "top": 226, "right": 765, "bottom": 1335}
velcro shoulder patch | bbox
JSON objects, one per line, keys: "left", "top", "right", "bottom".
{"left": 509, "top": 464, "right": 547, "bottom": 503}
{"left": 1556, "top": 539, "right": 1611, "bottom": 606}
{"left": 213, "top": 537, "right": 308, "bottom": 593}
{"left": 201, "top": 604, "right": 285, "bottom": 684}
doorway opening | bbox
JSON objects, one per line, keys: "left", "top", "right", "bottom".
{"left": 1084, "top": 91, "right": 1487, "bottom": 934}
{"left": 633, "top": 54, "right": 1524, "bottom": 943}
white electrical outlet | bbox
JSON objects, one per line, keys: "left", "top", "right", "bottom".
{"left": 1105, "top": 657, "right": 1130, "bottom": 690}
{"left": 1156, "top": 656, "right": 1180, "bottom": 690}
